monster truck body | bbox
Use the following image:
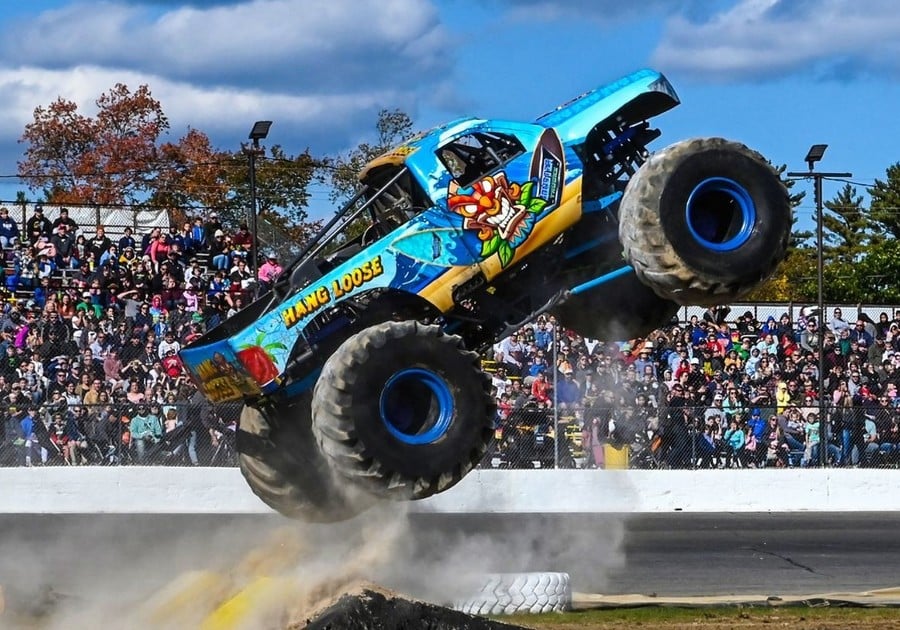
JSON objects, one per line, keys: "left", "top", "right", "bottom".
{"left": 180, "top": 68, "right": 791, "bottom": 520}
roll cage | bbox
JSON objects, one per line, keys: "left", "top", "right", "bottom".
{"left": 273, "top": 165, "right": 431, "bottom": 297}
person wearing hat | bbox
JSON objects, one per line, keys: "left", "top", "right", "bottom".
{"left": 158, "top": 329, "right": 181, "bottom": 359}
{"left": 51, "top": 207, "right": 78, "bottom": 233}
{"left": 745, "top": 407, "right": 768, "bottom": 467}
{"left": 119, "top": 243, "right": 137, "bottom": 266}
{"left": 257, "top": 252, "right": 283, "bottom": 291}
{"left": 26, "top": 204, "right": 52, "bottom": 245}
{"left": 633, "top": 341, "right": 656, "bottom": 379}
{"left": 0, "top": 206, "right": 20, "bottom": 248}
{"left": 705, "top": 391, "right": 726, "bottom": 420}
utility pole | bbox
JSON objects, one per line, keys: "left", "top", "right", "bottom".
{"left": 788, "top": 144, "right": 852, "bottom": 467}
{"left": 246, "top": 121, "right": 272, "bottom": 282}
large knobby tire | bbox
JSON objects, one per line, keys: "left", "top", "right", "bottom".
{"left": 237, "top": 396, "right": 371, "bottom": 522}
{"left": 553, "top": 271, "right": 678, "bottom": 340}
{"left": 311, "top": 321, "right": 495, "bottom": 502}
{"left": 620, "top": 137, "right": 791, "bottom": 306}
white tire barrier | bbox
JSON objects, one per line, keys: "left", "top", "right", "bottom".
{"left": 454, "top": 572, "right": 571, "bottom": 616}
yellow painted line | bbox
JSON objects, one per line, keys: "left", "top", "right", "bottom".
{"left": 138, "top": 570, "right": 233, "bottom": 628}
{"left": 201, "top": 576, "right": 299, "bottom": 630}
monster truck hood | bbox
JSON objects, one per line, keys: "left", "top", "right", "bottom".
{"left": 536, "top": 68, "right": 679, "bottom": 145}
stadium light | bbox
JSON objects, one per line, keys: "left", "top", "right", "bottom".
{"left": 246, "top": 121, "right": 272, "bottom": 281}
{"left": 804, "top": 144, "right": 828, "bottom": 171}
{"left": 788, "top": 145, "right": 851, "bottom": 467}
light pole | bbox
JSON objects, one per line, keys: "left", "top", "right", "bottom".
{"left": 788, "top": 144, "right": 851, "bottom": 467}
{"left": 246, "top": 120, "right": 272, "bottom": 281}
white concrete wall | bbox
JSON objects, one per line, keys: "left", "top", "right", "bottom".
{"left": 1, "top": 468, "right": 898, "bottom": 514}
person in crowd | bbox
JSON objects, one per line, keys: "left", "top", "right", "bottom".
{"left": 0, "top": 206, "right": 20, "bottom": 248}
{"left": 25, "top": 205, "right": 53, "bottom": 244}
{"left": 257, "top": 253, "right": 283, "bottom": 292}
{"left": 129, "top": 402, "right": 162, "bottom": 462}
{"left": 52, "top": 207, "right": 79, "bottom": 233}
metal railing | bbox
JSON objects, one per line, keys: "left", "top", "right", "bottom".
{"left": 2, "top": 401, "right": 240, "bottom": 467}
{"left": 479, "top": 402, "right": 900, "bottom": 471}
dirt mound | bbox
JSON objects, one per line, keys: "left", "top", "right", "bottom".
{"left": 294, "top": 585, "right": 529, "bottom": 630}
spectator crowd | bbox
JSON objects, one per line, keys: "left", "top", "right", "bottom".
{"left": 3, "top": 203, "right": 900, "bottom": 472}
{"left": 487, "top": 305, "right": 900, "bottom": 470}
{"left": 0, "top": 204, "right": 285, "bottom": 467}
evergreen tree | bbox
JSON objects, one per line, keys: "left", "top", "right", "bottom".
{"left": 870, "top": 163, "right": 900, "bottom": 240}
{"left": 822, "top": 183, "right": 870, "bottom": 265}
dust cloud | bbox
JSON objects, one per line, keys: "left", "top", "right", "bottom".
{"left": 0, "top": 504, "right": 627, "bottom": 628}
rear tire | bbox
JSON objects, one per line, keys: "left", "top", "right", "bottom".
{"left": 237, "top": 396, "right": 370, "bottom": 522}
{"left": 620, "top": 137, "right": 791, "bottom": 306}
{"left": 311, "top": 321, "right": 495, "bottom": 501}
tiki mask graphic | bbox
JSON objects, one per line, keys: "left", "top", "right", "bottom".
{"left": 448, "top": 173, "right": 547, "bottom": 267}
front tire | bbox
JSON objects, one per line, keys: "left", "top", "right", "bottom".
{"left": 620, "top": 137, "right": 791, "bottom": 306}
{"left": 237, "top": 396, "right": 370, "bottom": 522}
{"left": 311, "top": 321, "right": 495, "bottom": 501}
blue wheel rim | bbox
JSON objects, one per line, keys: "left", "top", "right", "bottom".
{"left": 685, "top": 177, "right": 756, "bottom": 252}
{"left": 379, "top": 368, "right": 454, "bottom": 445}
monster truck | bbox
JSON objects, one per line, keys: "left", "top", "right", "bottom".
{"left": 179, "top": 68, "right": 791, "bottom": 521}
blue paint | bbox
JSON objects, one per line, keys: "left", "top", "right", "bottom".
{"left": 379, "top": 368, "right": 454, "bottom": 445}
{"left": 571, "top": 265, "right": 633, "bottom": 295}
{"left": 685, "top": 177, "right": 756, "bottom": 252}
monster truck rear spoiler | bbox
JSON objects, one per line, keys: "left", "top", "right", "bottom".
{"left": 536, "top": 68, "right": 679, "bottom": 144}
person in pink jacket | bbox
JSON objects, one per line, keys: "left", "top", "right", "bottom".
{"left": 257, "top": 253, "right": 283, "bottom": 291}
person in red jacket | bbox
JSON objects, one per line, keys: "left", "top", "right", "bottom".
{"left": 531, "top": 371, "right": 552, "bottom": 404}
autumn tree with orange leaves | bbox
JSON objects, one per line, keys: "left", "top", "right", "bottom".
{"left": 18, "top": 84, "right": 175, "bottom": 206}
{"left": 18, "top": 83, "right": 320, "bottom": 248}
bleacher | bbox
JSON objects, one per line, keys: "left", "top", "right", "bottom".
{"left": 0, "top": 203, "right": 221, "bottom": 303}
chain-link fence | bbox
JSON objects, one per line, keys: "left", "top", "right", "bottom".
{"left": 479, "top": 402, "right": 900, "bottom": 471}
{"left": 2, "top": 401, "right": 240, "bottom": 467}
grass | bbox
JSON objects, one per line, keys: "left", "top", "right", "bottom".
{"left": 501, "top": 605, "right": 900, "bottom": 629}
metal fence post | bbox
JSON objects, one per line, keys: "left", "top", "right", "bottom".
{"left": 552, "top": 323, "right": 559, "bottom": 469}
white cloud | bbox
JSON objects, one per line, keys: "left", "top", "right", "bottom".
{"left": 0, "top": 63, "right": 409, "bottom": 191}
{"left": 0, "top": 0, "right": 454, "bottom": 190}
{"left": 651, "top": 0, "right": 900, "bottom": 81}
{"left": 0, "top": 0, "right": 450, "bottom": 92}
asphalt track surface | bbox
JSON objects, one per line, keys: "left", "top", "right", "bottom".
{"left": 412, "top": 512, "right": 900, "bottom": 597}
{"left": 2, "top": 512, "right": 899, "bottom": 603}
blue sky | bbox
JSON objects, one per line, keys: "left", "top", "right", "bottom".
{"left": 0, "top": 0, "right": 897, "bottom": 226}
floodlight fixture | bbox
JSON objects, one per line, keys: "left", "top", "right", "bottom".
{"left": 804, "top": 144, "right": 828, "bottom": 171}
{"left": 249, "top": 120, "right": 272, "bottom": 142}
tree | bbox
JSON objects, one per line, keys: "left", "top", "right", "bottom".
{"left": 869, "top": 163, "right": 900, "bottom": 240}
{"left": 854, "top": 238, "right": 900, "bottom": 303}
{"left": 773, "top": 164, "right": 812, "bottom": 248}
{"left": 744, "top": 246, "right": 817, "bottom": 302}
{"left": 224, "top": 145, "right": 322, "bottom": 255}
{"left": 18, "top": 83, "right": 320, "bottom": 252}
{"left": 151, "top": 128, "right": 232, "bottom": 223}
{"left": 323, "top": 108, "right": 415, "bottom": 204}
{"left": 19, "top": 84, "right": 169, "bottom": 206}
{"left": 822, "top": 183, "right": 871, "bottom": 265}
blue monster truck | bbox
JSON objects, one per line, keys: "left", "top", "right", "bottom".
{"left": 180, "top": 68, "right": 791, "bottom": 520}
